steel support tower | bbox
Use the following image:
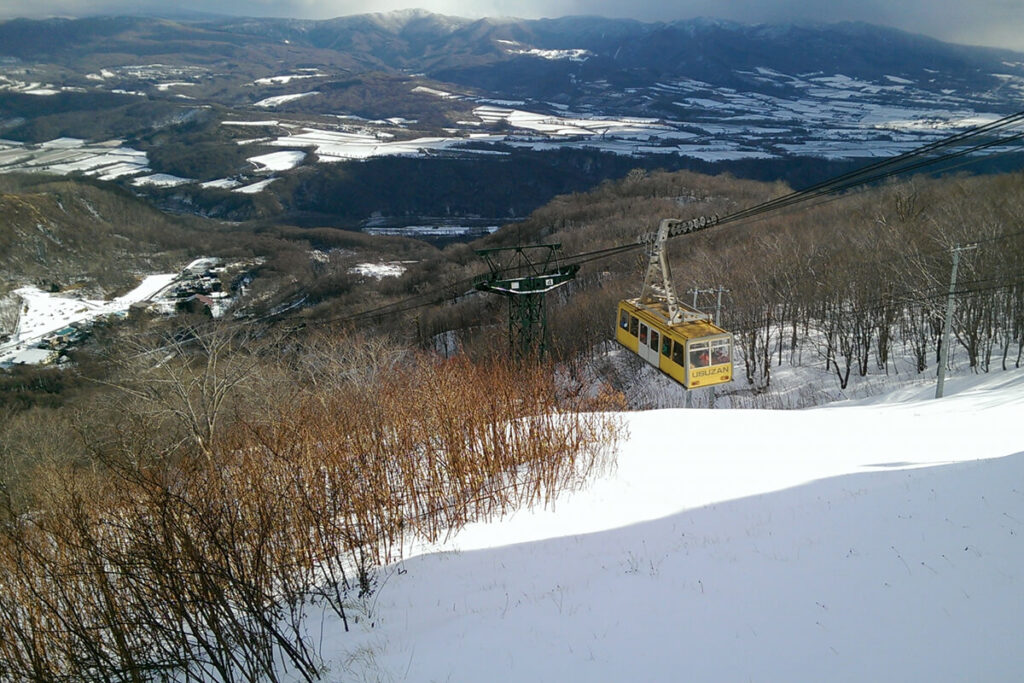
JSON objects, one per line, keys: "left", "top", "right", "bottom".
{"left": 474, "top": 244, "right": 578, "bottom": 360}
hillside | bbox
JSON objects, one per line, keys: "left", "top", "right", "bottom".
{"left": 0, "top": 176, "right": 198, "bottom": 294}
{"left": 324, "top": 368, "right": 1024, "bottom": 681}
{"left": 0, "top": 162, "right": 1021, "bottom": 679}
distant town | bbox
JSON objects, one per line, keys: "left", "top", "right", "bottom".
{"left": 0, "top": 257, "right": 258, "bottom": 368}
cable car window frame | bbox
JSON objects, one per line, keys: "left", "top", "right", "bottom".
{"left": 629, "top": 315, "right": 639, "bottom": 337}
{"left": 709, "top": 338, "right": 731, "bottom": 366}
{"left": 672, "top": 340, "right": 684, "bottom": 366}
{"left": 620, "top": 309, "right": 629, "bottom": 331}
{"left": 689, "top": 340, "right": 711, "bottom": 368}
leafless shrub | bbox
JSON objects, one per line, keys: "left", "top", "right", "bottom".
{"left": 0, "top": 330, "right": 623, "bottom": 681}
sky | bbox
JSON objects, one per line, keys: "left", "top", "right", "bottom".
{"left": 0, "top": 0, "right": 1022, "bottom": 52}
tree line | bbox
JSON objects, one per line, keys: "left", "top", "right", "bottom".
{"left": 381, "top": 167, "right": 1024, "bottom": 399}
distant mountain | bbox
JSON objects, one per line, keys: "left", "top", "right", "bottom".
{"left": 3, "top": 12, "right": 1020, "bottom": 89}
{"left": 194, "top": 13, "right": 1024, "bottom": 99}
{"left": 1, "top": 12, "right": 1022, "bottom": 227}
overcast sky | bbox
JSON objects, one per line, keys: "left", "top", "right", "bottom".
{"left": 1, "top": 0, "right": 1022, "bottom": 52}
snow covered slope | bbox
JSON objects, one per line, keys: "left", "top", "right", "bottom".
{"left": 324, "top": 368, "right": 1024, "bottom": 682}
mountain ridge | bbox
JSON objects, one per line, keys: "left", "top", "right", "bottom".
{"left": 1, "top": 11, "right": 1022, "bottom": 228}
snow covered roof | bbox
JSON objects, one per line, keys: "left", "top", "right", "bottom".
{"left": 5, "top": 348, "right": 57, "bottom": 365}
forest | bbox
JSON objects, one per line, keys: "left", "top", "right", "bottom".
{"left": 347, "top": 167, "right": 1024, "bottom": 405}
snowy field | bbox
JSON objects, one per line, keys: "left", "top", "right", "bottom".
{"left": 254, "top": 71, "right": 325, "bottom": 85}
{"left": 315, "top": 367, "right": 1024, "bottom": 682}
{"left": 232, "top": 68, "right": 1011, "bottom": 173}
{"left": 0, "top": 138, "right": 152, "bottom": 180}
{"left": 361, "top": 224, "right": 500, "bottom": 237}
{"left": 0, "top": 66, "right": 1014, "bottom": 196}
{"left": 253, "top": 92, "right": 320, "bottom": 108}
{"left": 132, "top": 173, "right": 193, "bottom": 188}
{"left": 248, "top": 150, "right": 307, "bottom": 171}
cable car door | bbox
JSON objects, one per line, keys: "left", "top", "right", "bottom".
{"left": 637, "top": 322, "right": 660, "bottom": 367}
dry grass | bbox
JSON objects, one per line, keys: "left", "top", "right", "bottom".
{"left": 0, "top": 331, "right": 623, "bottom": 681}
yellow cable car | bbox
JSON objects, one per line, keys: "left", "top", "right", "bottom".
{"left": 616, "top": 217, "right": 734, "bottom": 389}
{"left": 616, "top": 299, "right": 733, "bottom": 389}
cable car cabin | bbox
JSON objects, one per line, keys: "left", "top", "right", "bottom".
{"left": 616, "top": 298, "right": 733, "bottom": 389}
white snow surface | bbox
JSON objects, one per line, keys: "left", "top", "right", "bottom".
{"left": 254, "top": 73, "right": 324, "bottom": 85}
{"left": 0, "top": 138, "right": 150, "bottom": 179}
{"left": 253, "top": 92, "right": 320, "bottom": 108}
{"left": 347, "top": 262, "right": 407, "bottom": 279}
{"left": 222, "top": 120, "right": 280, "bottom": 127}
{"left": 232, "top": 178, "right": 277, "bottom": 193}
{"left": 200, "top": 178, "right": 242, "bottom": 189}
{"left": 247, "top": 150, "right": 306, "bottom": 171}
{"left": 131, "top": 173, "right": 192, "bottom": 188}
{"left": 320, "top": 368, "right": 1024, "bottom": 682}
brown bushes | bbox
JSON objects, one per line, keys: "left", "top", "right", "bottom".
{"left": 0, "top": 331, "right": 623, "bottom": 681}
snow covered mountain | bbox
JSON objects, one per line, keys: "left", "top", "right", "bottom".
{"left": 317, "top": 368, "right": 1024, "bottom": 681}
{"left": 1, "top": 12, "right": 1023, "bottom": 223}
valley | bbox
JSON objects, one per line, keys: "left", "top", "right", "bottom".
{"left": 0, "top": 13, "right": 1022, "bottom": 230}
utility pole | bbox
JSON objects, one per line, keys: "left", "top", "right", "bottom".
{"left": 935, "top": 244, "right": 976, "bottom": 399}
{"left": 687, "top": 287, "right": 716, "bottom": 313}
{"left": 714, "top": 286, "right": 728, "bottom": 326}
{"left": 711, "top": 286, "right": 729, "bottom": 408}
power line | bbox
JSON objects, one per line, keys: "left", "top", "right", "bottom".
{"left": 125, "top": 107, "right": 1024, "bottom": 352}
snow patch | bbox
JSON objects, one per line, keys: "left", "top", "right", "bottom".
{"left": 200, "top": 178, "right": 242, "bottom": 189}
{"left": 254, "top": 72, "right": 324, "bottom": 85}
{"left": 232, "top": 178, "right": 277, "bottom": 193}
{"left": 252, "top": 92, "right": 319, "bottom": 108}
{"left": 223, "top": 120, "right": 280, "bottom": 127}
{"left": 412, "top": 85, "right": 458, "bottom": 99}
{"left": 348, "top": 262, "right": 408, "bottom": 279}
{"left": 132, "top": 173, "right": 192, "bottom": 188}
{"left": 247, "top": 150, "right": 306, "bottom": 171}
{"left": 0, "top": 274, "right": 176, "bottom": 364}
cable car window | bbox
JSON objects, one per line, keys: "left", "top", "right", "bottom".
{"left": 672, "top": 340, "right": 684, "bottom": 365}
{"left": 639, "top": 325, "right": 647, "bottom": 345}
{"left": 710, "top": 339, "right": 731, "bottom": 365}
{"left": 629, "top": 316, "right": 639, "bottom": 337}
{"left": 650, "top": 330, "right": 659, "bottom": 352}
{"left": 689, "top": 341, "right": 710, "bottom": 368}
{"left": 620, "top": 309, "right": 629, "bottom": 330}
{"left": 662, "top": 337, "right": 671, "bottom": 357}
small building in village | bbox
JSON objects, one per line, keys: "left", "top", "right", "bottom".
{"left": 4, "top": 347, "right": 58, "bottom": 366}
